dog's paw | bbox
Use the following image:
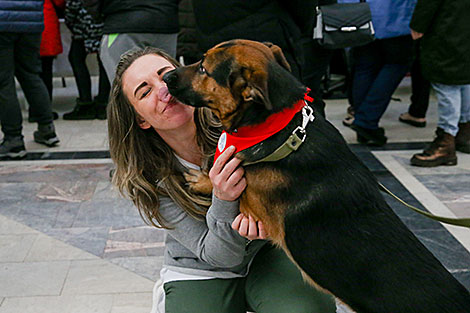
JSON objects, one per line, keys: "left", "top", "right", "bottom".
{"left": 184, "top": 169, "right": 213, "bottom": 195}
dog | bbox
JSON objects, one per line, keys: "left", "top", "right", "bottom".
{"left": 163, "top": 39, "right": 470, "bottom": 313}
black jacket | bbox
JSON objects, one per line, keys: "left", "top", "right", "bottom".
{"left": 410, "top": 0, "right": 470, "bottom": 85}
{"left": 192, "top": 0, "right": 317, "bottom": 80}
{"left": 83, "top": 0, "right": 179, "bottom": 34}
{"left": 177, "top": 0, "right": 203, "bottom": 63}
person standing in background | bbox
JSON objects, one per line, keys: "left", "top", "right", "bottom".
{"left": 0, "top": 0, "right": 60, "bottom": 159}
{"left": 63, "top": 0, "right": 110, "bottom": 120}
{"left": 82, "top": 0, "right": 179, "bottom": 84}
{"left": 177, "top": 0, "right": 203, "bottom": 65}
{"left": 343, "top": 0, "right": 416, "bottom": 146}
{"left": 410, "top": 0, "right": 470, "bottom": 167}
{"left": 29, "top": 0, "right": 64, "bottom": 123}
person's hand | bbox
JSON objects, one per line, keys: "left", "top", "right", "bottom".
{"left": 411, "top": 29, "right": 424, "bottom": 40}
{"left": 232, "top": 213, "right": 268, "bottom": 240}
{"left": 209, "top": 146, "right": 246, "bottom": 201}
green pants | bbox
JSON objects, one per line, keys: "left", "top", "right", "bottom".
{"left": 164, "top": 244, "right": 336, "bottom": 313}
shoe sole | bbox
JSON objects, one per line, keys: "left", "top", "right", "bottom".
{"left": 34, "top": 138, "right": 60, "bottom": 147}
{"left": 410, "top": 157, "right": 457, "bottom": 167}
{"left": 398, "top": 116, "right": 426, "bottom": 128}
{"left": 0, "top": 150, "right": 27, "bottom": 159}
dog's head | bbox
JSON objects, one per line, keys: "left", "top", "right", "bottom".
{"left": 164, "top": 39, "right": 306, "bottom": 132}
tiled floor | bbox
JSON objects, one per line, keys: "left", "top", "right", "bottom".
{"left": 0, "top": 77, "right": 469, "bottom": 312}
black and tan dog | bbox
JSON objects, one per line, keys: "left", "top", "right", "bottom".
{"left": 163, "top": 39, "right": 470, "bottom": 313}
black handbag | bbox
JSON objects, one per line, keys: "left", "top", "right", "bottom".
{"left": 313, "top": 0, "right": 375, "bottom": 49}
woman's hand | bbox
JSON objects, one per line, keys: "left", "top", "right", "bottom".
{"left": 232, "top": 213, "right": 268, "bottom": 240}
{"left": 209, "top": 146, "right": 246, "bottom": 201}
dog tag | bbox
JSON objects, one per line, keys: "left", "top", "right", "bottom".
{"left": 218, "top": 132, "right": 227, "bottom": 153}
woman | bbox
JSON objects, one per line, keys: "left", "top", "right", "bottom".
{"left": 107, "top": 47, "right": 336, "bottom": 313}
{"left": 64, "top": 0, "right": 110, "bottom": 120}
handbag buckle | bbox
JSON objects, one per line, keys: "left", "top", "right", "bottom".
{"left": 340, "top": 26, "right": 357, "bottom": 32}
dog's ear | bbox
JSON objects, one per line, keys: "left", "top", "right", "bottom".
{"left": 263, "top": 42, "right": 292, "bottom": 72}
{"left": 231, "top": 67, "right": 273, "bottom": 111}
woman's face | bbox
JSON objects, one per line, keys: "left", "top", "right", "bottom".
{"left": 122, "top": 54, "right": 195, "bottom": 133}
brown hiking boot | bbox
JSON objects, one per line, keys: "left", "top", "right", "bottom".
{"left": 411, "top": 128, "right": 457, "bottom": 167}
{"left": 455, "top": 122, "right": 470, "bottom": 154}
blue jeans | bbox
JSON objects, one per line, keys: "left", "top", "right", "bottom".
{"left": 432, "top": 83, "right": 470, "bottom": 136}
{"left": 352, "top": 36, "right": 413, "bottom": 130}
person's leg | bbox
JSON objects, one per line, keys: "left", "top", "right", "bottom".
{"left": 455, "top": 85, "right": 470, "bottom": 153}
{"left": 68, "top": 39, "right": 92, "bottom": 102}
{"left": 40, "top": 56, "right": 54, "bottom": 100}
{"left": 64, "top": 39, "right": 96, "bottom": 120}
{"left": 0, "top": 33, "right": 23, "bottom": 139}
{"left": 300, "top": 38, "right": 332, "bottom": 118}
{"left": 433, "top": 83, "right": 461, "bottom": 137}
{"left": 94, "top": 56, "right": 111, "bottom": 119}
{"left": 459, "top": 85, "right": 470, "bottom": 124}
{"left": 13, "top": 33, "right": 58, "bottom": 147}
{"left": 14, "top": 33, "right": 54, "bottom": 126}
{"left": 350, "top": 41, "right": 382, "bottom": 116}
{"left": 164, "top": 278, "right": 245, "bottom": 313}
{"left": 353, "top": 62, "right": 409, "bottom": 130}
{"left": 411, "top": 83, "right": 459, "bottom": 167}
{"left": 354, "top": 36, "right": 412, "bottom": 130}
{"left": 408, "top": 46, "right": 431, "bottom": 118}
{"left": 245, "top": 244, "right": 336, "bottom": 313}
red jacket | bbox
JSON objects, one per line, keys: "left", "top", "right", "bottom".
{"left": 40, "top": 0, "right": 65, "bottom": 57}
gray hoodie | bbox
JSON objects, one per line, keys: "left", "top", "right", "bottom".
{"left": 160, "top": 194, "right": 267, "bottom": 278}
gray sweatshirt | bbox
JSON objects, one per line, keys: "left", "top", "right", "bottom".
{"left": 159, "top": 194, "right": 267, "bottom": 278}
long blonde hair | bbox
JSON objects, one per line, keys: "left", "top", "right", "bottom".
{"left": 107, "top": 47, "right": 221, "bottom": 228}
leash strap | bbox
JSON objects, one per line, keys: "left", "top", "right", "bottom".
{"left": 243, "top": 102, "right": 314, "bottom": 166}
{"left": 379, "top": 182, "right": 470, "bottom": 228}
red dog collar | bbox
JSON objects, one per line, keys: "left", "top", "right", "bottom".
{"left": 214, "top": 90, "right": 313, "bottom": 162}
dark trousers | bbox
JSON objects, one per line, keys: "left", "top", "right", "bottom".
{"left": 408, "top": 41, "right": 431, "bottom": 119}
{"left": 0, "top": 33, "right": 53, "bottom": 139}
{"left": 68, "top": 39, "right": 110, "bottom": 103}
{"left": 352, "top": 35, "right": 413, "bottom": 130}
{"left": 164, "top": 244, "right": 335, "bottom": 313}
{"left": 40, "top": 56, "right": 54, "bottom": 100}
{"left": 300, "top": 38, "right": 333, "bottom": 118}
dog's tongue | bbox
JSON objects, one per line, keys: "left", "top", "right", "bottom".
{"left": 159, "top": 86, "right": 172, "bottom": 103}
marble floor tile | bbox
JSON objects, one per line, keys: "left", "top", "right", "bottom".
{"left": 111, "top": 292, "right": 153, "bottom": 313}
{"left": 0, "top": 215, "right": 38, "bottom": 235}
{"left": 0, "top": 234, "right": 37, "bottom": 262}
{"left": 62, "top": 259, "right": 154, "bottom": 295}
{"left": 0, "top": 261, "right": 70, "bottom": 297}
{"left": 0, "top": 294, "right": 114, "bottom": 313}
{"left": 24, "top": 233, "right": 96, "bottom": 262}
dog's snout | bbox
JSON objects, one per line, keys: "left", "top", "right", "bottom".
{"left": 163, "top": 70, "right": 178, "bottom": 89}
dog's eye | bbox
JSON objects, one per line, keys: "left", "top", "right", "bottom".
{"left": 198, "top": 63, "right": 207, "bottom": 75}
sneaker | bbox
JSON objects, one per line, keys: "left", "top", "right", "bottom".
{"left": 63, "top": 99, "right": 96, "bottom": 120}
{"left": 94, "top": 101, "right": 108, "bottom": 120}
{"left": 34, "top": 123, "right": 60, "bottom": 147}
{"left": 0, "top": 137, "right": 27, "bottom": 159}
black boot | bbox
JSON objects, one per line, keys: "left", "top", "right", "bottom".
{"left": 455, "top": 122, "right": 470, "bottom": 153}
{"left": 411, "top": 128, "right": 457, "bottom": 167}
{"left": 63, "top": 99, "right": 96, "bottom": 120}
{"left": 94, "top": 99, "right": 108, "bottom": 120}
